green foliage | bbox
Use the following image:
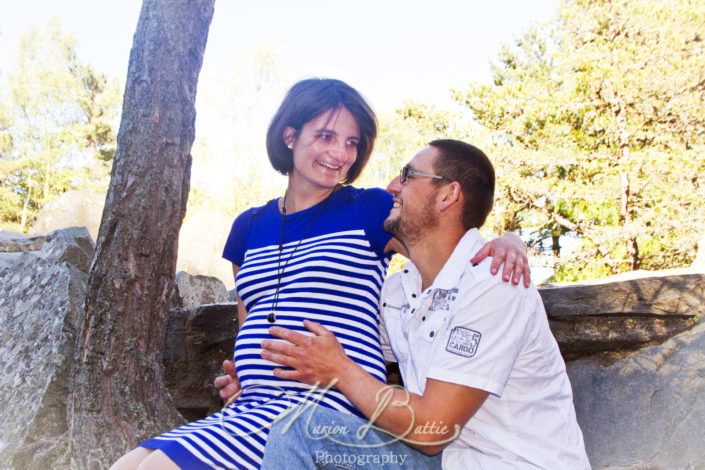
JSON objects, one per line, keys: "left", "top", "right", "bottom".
{"left": 0, "top": 18, "right": 120, "bottom": 232}
{"left": 452, "top": 0, "right": 705, "bottom": 281}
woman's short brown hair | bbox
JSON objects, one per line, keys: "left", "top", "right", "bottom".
{"left": 266, "top": 78, "right": 377, "bottom": 184}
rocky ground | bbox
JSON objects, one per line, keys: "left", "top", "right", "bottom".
{"left": 1, "top": 228, "right": 703, "bottom": 469}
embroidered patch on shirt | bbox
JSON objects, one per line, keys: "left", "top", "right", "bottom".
{"left": 446, "top": 327, "right": 481, "bottom": 358}
{"left": 429, "top": 288, "right": 458, "bottom": 311}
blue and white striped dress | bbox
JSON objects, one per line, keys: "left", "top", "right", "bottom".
{"left": 142, "top": 186, "right": 393, "bottom": 469}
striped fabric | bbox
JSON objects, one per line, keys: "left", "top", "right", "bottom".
{"left": 142, "top": 187, "right": 393, "bottom": 469}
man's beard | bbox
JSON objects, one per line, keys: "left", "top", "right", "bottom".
{"left": 384, "top": 200, "right": 439, "bottom": 248}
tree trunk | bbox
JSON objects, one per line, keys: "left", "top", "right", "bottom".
{"left": 68, "top": 1, "right": 215, "bottom": 468}
{"left": 20, "top": 176, "right": 32, "bottom": 230}
{"left": 616, "top": 99, "right": 640, "bottom": 271}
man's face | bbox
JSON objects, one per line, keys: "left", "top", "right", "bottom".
{"left": 384, "top": 146, "right": 441, "bottom": 246}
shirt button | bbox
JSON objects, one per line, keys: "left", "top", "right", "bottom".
{"left": 429, "top": 331, "right": 435, "bottom": 338}
{"left": 404, "top": 269, "right": 409, "bottom": 273}
{"left": 422, "top": 316, "right": 426, "bottom": 321}
{"left": 382, "top": 302, "right": 387, "bottom": 307}
{"left": 411, "top": 308, "right": 416, "bottom": 313}
{"left": 412, "top": 293, "right": 417, "bottom": 298}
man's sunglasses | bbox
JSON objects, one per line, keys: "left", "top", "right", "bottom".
{"left": 399, "top": 166, "right": 451, "bottom": 184}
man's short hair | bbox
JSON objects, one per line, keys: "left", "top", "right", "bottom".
{"left": 429, "top": 139, "right": 495, "bottom": 230}
{"left": 266, "top": 78, "right": 377, "bottom": 184}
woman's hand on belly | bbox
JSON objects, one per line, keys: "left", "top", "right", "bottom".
{"left": 214, "top": 359, "right": 241, "bottom": 405}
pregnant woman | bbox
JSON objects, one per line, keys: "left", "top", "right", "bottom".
{"left": 111, "top": 78, "right": 529, "bottom": 470}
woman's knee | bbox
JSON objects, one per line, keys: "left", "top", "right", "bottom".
{"left": 109, "top": 447, "right": 153, "bottom": 470}
{"left": 136, "top": 450, "right": 180, "bottom": 470}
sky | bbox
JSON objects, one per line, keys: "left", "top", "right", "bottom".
{"left": 0, "top": 0, "right": 559, "bottom": 112}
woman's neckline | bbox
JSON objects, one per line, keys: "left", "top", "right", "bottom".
{"left": 273, "top": 185, "right": 348, "bottom": 219}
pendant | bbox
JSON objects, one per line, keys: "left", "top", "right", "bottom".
{"left": 267, "top": 312, "right": 276, "bottom": 323}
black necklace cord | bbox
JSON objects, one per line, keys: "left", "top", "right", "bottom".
{"left": 267, "top": 190, "right": 329, "bottom": 323}
{"left": 269, "top": 192, "right": 287, "bottom": 323}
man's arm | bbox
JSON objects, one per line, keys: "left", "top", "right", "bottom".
{"left": 262, "top": 321, "right": 488, "bottom": 455}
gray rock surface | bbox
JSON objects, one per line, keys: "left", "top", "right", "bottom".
{"left": 2, "top": 228, "right": 704, "bottom": 470}
{"left": 172, "top": 272, "right": 228, "bottom": 310}
{"left": 0, "top": 252, "right": 22, "bottom": 270}
{"left": 163, "top": 303, "right": 238, "bottom": 421}
{"left": 29, "top": 190, "right": 105, "bottom": 243}
{"left": 0, "top": 232, "right": 45, "bottom": 253}
{"left": 0, "top": 228, "right": 93, "bottom": 469}
{"left": 568, "top": 316, "right": 705, "bottom": 469}
{"left": 541, "top": 273, "right": 703, "bottom": 360}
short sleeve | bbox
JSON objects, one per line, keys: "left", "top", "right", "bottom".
{"left": 379, "top": 307, "right": 397, "bottom": 363}
{"left": 426, "top": 278, "right": 533, "bottom": 397}
{"left": 222, "top": 210, "right": 253, "bottom": 266}
{"left": 358, "top": 188, "right": 394, "bottom": 258}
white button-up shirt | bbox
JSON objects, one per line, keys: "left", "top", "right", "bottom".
{"left": 380, "top": 229, "right": 590, "bottom": 469}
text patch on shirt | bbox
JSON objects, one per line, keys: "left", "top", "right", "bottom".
{"left": 446, "top": 327, "right": 481, "bottom": 358}
{"left": 430, "top": 288, "right": 458, "bottom": 311}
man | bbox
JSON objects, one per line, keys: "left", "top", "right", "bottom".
{"left": 257, "top": 140, "right": 589, "bottom": 469}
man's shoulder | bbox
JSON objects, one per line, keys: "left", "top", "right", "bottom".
{"left": 458, "top": 257, "right": 536, "bottom": 304}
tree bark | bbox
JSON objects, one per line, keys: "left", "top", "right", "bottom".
{"left": 68, "top": 1, "right": 215, "bottom": 468}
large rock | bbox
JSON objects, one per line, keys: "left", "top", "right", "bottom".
{"left": 172, "top": 271, "right": 228, "bottom": 310}
{"left": 541, "top": 273, "right": 703, "bottom": 360}
{"left": 568, "top": 315, "right": 705, "bottom": 469}
{"left": 0, "top": 231, "right": 45, "bottom": 253}
{"left": 0, "top": 228, "right": 94, "bottom": 469}
{"left": 163, "top": 303, "right": 238, "bottom": 421}
{"left": 177, "top": 210, "right": 235, "bottom": 289}
{"left": 2, "top": 228, "right": 704, "bottom": 470}
{"left": 0, "top": 252, "right": 22, "bottom": 270}
{"left": 29, "top": 190, "right": 105, "bottom": 243}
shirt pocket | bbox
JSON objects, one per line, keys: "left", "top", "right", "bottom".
{"left": 418, "top": 311, "right": 447, "bottom": 344}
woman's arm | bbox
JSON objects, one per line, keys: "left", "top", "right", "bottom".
{"left": 232, "top": 263, "right": 247, "bottom": 327}
{"left": 470, "top": 232, "right": 531, "bottom": 287}
{"left": 385, "top": 231, "right": 531, "bottom": 287}
{"left": 214, "top": 264, "right": 245, "bottom": 403}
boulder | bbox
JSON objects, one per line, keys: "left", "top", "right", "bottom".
{"left": 172, "top": 271, "right": 229, "bottom": 310}
{"left": 0, "top": 228, "right": 94, "bottom": 469}
{"left": 177, "top": 210, "right": 235, "bottom": 289}
{"left": 29, "top": 190, "right": 105, "bottom": 243}
{"left": 568, "top": 315, "right": 705, "bottom": 469}
{"left": 540, "top": 273, "right": 703, "bottom": 360}
{"left": 0, "top": 252, "right": 22, "bottom": 270}
{"left": 163, "top": 303, "right": 238, "bottom": 421}
{"left": 0, "top": 231, "right": 45, "bottom": 253}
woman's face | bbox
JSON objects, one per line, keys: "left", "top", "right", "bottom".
{"left": 285, "top": 107, "right": 360, "bottom": 191}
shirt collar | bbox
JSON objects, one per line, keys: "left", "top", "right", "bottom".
{"left": 401, "top": 228, "right": 485, "bottom": 296}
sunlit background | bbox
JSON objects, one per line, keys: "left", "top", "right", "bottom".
{"left": 1, "top": 0, "right": 703, "bottom": 287}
